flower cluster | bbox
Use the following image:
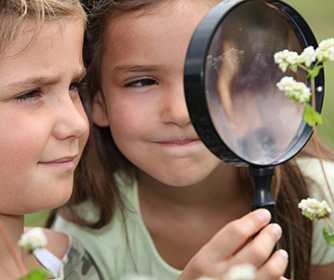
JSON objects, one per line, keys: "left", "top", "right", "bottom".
{"left": 298, "top": 198, "right": 332, "bottom": 221}
{"left": 274, "top": 50, "right": 300, "bottom": 72}
{"left": 276, "top": 76, "right": 311, "bottom": 104}
{"left": 315, "top": 38, "right": 334, "bottom": 62}
{"left": 18, "top": 228, "right": 47, "bottom": 253}
{"left": 194, "top": 263, "right": 256, "bottom": 280}
{"left": 274, "top": 38, "right": 334, "bottom": 74}
{"left": 273, "top": 38, "right": 334, "bottom": 125}
{"left": 298, "top": 198, "right": 334, "bottom": 246}
{"left": 223, "top": 263, "right": 256, "bottom": 280}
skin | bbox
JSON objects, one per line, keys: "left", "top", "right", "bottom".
{"left": 0, "top": 18, "right": 88, "bottom": 279}
{"left": 92, "top": 1, "right": 289, "bottom": 279}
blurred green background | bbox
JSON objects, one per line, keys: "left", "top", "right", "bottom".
{"left": 25, "top": 0, "right": 334, "bottom": 227}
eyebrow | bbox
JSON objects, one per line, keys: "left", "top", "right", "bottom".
{"left": 113, "top": 64, "right": 168, "bottom": 74}
{"left": 6, "top": 68, "right": 86, "bottom": 90}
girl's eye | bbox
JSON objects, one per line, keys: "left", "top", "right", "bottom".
{"left": 69, "top": 81, "right": 85, "bottom": 98}
{"left": 125, "top": 78, "right": 158, "bottom": 87}
{"left": 14, "top": 89, "right": 41, "bottom": 102}
{"left": 69, "top": 82, "right": 81, "bottom": 93}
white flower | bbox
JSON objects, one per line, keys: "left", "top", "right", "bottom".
{"left": 298, "top": 198, "right": 332, "bottom": 221}
{"left": 316, "top": 38, "right": 334, "bottom": 62}
{"left": 18, "top": 228, "right": 47, "bottom": 253}
{"left": 223, "top": 263, "right": 256, "bottom": 280}
{"left": 274, "top": 50, "right": 301, "bottom": 72}
{"left": 276, "top": 76, "right": 311, "bottom": 104}
{"left": 300, "top": 46, "right": 317, "bottom": 67}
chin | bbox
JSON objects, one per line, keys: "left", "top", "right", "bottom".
{"left": 34, "top": 188, "right": 73, "bottom": 212}
{"left": 159, "top": 174, "right": 205, "bottom": 187}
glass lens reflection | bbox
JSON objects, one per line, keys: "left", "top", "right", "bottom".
{"left": 205, "top": 2, "right": 308, "bottom": 165}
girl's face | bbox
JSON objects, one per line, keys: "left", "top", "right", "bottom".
{"left": 0, "top": 19, "right": 89, "bottom": 214}
{"left": 94, "top": 1, "right": 221, "bottom": 187}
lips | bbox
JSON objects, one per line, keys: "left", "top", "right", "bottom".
{"left": 47, "top": 156, "right": 77, "bottom": 164}
{"left": 38, "top": 155, "right": 78, "bottom": 171}
{"left": 40, "top": 155, "right": 78, "bottom": 164}
{"left": 156, "top": 139, "right": 202, "bottom": 147}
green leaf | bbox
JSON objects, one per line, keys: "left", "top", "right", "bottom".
{"left": 310, "top": 65, "right": 324, "bottom": 79}
{"left": 323, "top": 228, "right": 334, "bottom": 246}
{"left": 303, "top": 103, "right": 323, "bottom": 126}
{"left": 290, "top": 64, "right": 298, "bottom": 73}
{"left": 18, "top": 269, "right": 52, "bottom": 280}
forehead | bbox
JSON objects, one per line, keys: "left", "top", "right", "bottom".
{"left": 0, "top": 19, "right": 84, "bottom": 90}
{"left": 101, "top": 1, "right": 211, "bottom": 62}
{"left": 1, "top": 18, "right": 63, "bottom": 58}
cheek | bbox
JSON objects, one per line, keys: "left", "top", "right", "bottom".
{"left": 0, "top": 125, "right": 43, "bottom": 161}
{"left": 109, "top": 100, "right": 145, "bottom": 140}
{"left": 108, "top": 110, "right": 146, "bottom": 163}
{"left": 0, "top": 116, "right": 47, "bottom": 182}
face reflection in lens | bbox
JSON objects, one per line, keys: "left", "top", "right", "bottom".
{"left": 205, "top": 2, "right": 307, "bottom": 165}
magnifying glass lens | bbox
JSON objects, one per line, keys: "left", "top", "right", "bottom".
{"left": 205, "top": 2, "right": 308, "bottom": 165}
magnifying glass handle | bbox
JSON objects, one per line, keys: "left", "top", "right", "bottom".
{"left": 249, "top": 166, "right": 275, "bottom": 224}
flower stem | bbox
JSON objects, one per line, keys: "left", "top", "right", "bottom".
{"left": 0, "top": 220, "right": 27, "bottom": 275}
{"left": 28, "top": 254, "right": 35, "bottom": 272}
{"left": 324, "top": 217, "right": 334, "bottom": 231}
{"left": 310, "top": 78, "right": 334, "bottom": 206}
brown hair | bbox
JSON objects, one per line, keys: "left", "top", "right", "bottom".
{"left": 48, "top": 1, "right": 334, "bottom": 279}
{"left": 0, "top": 0, "right": 86, "bottom": 55}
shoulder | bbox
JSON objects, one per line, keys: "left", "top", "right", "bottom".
{"left": 43, "top": 228, "right": 69, "bottom": 260}
{"left": 295, "top": 157, "right": 334, "bottom": 209}
{"left": 24, "top": 227, "right": 69, "bottom": 260}
{"left": 296, "top": 157, "right": 334, "bottom": 186}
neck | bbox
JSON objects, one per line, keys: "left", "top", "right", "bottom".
{"left": 137, "top": 163, "right": 251, "bottom": 210}
{"left": 137, "top": 163, "right": 252, "bottom": 269}
{"left": 0, "top": 215, "right": 27, "bottom": 279}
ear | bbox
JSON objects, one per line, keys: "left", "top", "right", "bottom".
{"left": 92, "top": 91, "right": 110, "bottom": 127}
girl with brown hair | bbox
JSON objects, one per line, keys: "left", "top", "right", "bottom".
{"left": 50, "top": 1, "right": 334, "bottom": 279}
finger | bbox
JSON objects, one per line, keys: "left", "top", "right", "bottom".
{"left": 234, "top": 223, "right": 282, "bottom": 267}
{"left": 203, "top": 209, "right": 272, "bottom": 261}
{"left": 256, "top": 249, "right": 289, "bottom": 280}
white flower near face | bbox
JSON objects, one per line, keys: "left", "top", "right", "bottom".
{"left": 276, "top": 76, "right": 311, "bottom": 104}
{"left": 300, "top": 46, "right": 317, "bottom": 67}
{"left": 223, "top": 263, "right": 256, "bottom": 280}
{"left": 316, "top": 38, "right": 334, "bottom": 62}
{"left": 274, "top": 50, "right": 301, "bottom": 72}
{"left": 298, "top": 198, "right": 332, "bottom": 221}
{"left": 18, "top": 227, "right": 47, "bottom": 253}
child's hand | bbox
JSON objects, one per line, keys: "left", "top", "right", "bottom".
{"left": 178, "top": 209, "right": 289, "bottom": 280}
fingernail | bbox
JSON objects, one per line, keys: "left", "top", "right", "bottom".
{"left": 255, "top": 209, "right": 271, "bottom": 223}
{"left": 270, "top": 223, "right": 282, "bottom": 237}
{"left": 278, "top": 249, "right": 289, "bottom": 260}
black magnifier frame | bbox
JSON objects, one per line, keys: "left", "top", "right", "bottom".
{"left": 184, "top": 0, "right": 324, "bottom": 167}
{"left": 184, "top": 0, "right": 324, "bottom": 223}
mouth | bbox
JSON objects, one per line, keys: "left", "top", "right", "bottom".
{"left": 157, "top": 139, "right": 201, "bottom": 146}
{"left": 38, "top": 155, "right": 78, "bottom": 170}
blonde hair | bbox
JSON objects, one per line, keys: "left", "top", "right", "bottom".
{"left": 0, "top": 0, "right": 86, "bottom": 54}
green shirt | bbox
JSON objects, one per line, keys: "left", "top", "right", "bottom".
{"left": 52, "top": 158, "right": 334, "bottom": 279}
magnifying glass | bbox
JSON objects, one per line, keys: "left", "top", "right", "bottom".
{"left": 184, "top": 0, "right": 324, "bottom": 222}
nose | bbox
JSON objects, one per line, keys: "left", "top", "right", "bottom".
{"left": 161, "top": 82, "right": 191, "bottom": 127}
{"left": 53, "top": 94, "right": 89, "bottom": 140}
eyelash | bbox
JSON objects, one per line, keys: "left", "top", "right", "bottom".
{"left": 69, "top": 81, "right": 83, "bottom": 95}
{"left": 125, "top": 78, "right": 158, "bottom": 88}
{"left": 14, "top": 81, "right": 83, "bottom": 103}
{"left": 14, "top": 89, "right": 42, "bottom": 102}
